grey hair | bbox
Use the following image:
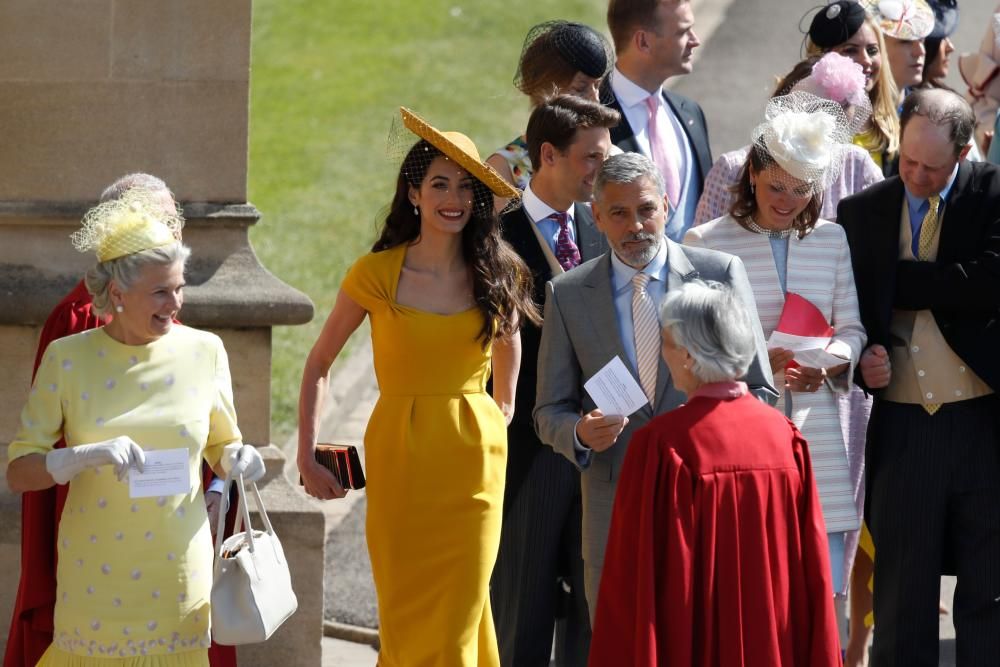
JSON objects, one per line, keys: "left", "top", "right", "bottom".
{"left": 99, "top": 173, "right": 171, "bottom": 203}
{"left": 85, "top": 242, "right": 191, "bottom": 316}
{"left": 659, "top": 280, "right": 756, "bottom": 384}
{"left": 593, "top": 152, "right": 665, "bottom": 202}
{"left": 900, "top": 88, "right": 975, "bottom": 156}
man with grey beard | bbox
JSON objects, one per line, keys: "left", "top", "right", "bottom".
{"left": 533, "top": 152, "right": 776, "bottom": 617}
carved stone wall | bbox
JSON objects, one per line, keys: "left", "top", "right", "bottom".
{"left": 0, "top": 2, "right": 325, "bottom": 664}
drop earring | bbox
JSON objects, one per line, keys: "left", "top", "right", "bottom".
{"left": 413, "top": 205, "right": 419, "bottom": 216}
{"left": 750, "top": 180, "right": 756, "bottom": 194}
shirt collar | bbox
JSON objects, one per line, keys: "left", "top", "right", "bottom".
{"left": 523, "top": 182, "right": 573, "bottom": 224}
{"left": 609, "top": 237, "right": 668, "bottom": 291}
{"left": 689, "top": 381, "right": 749, "bottom": 401}
{"left": 611, "top": 66, "right": 662, "bottom": 110}
{"left": 903, "top": 163, "right": 959, "bottom": 211}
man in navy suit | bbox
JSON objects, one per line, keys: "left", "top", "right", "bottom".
{"left": 492, "top": 94, "right": 619, "bottom": 667}
{"left": 603, "top": 0, "right": 712, "bottom": 240}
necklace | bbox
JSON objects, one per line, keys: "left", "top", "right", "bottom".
{"left": 745, "top": 216, "right": 794, "bottom": 239}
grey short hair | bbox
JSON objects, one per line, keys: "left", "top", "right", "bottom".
{"left": 659, "top": 280, "right": 756, "bottom": 384}
{"left": 593, "top": 152, "right": 665, "bottom": 202}
{"left": 85, "top": 242, "right": 191, "bottom": 316}
{"left": 99, "top": 173, "right": 171, "bottom": 203}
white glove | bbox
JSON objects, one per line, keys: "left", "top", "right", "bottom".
{"left": 221, "top": 443, "right": 265, "bottom": 483}
{"left": 45, "top": 436, "right": 146, "bottom": 484}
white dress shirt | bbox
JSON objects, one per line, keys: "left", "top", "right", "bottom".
{"left": 609, "top": 67, "right": 698, "bottom": 241}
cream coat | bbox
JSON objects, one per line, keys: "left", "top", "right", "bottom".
{"left": 685, "top": 216, "right": 865, "bottom": 532}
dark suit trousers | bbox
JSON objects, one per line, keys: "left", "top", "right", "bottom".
{"left": 491, "top": 445, "right": 591, "bottom": 667}
{"left": 867, "top": 396, "right": 1000, "bottom": 667}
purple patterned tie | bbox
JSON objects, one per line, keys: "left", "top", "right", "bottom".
{"left": 552, "top": 211, "right": 581, "bottom": 271}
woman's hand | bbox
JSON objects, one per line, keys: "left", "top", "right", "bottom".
{"left": 784, "top": 366, "right": 827, "bottom": 393}
{"left": 824, "top": 361, "right": 850, "bottom": 378}
{"left": 221, "top": 443, "right": 266, "bottom": 483}
{"left": 45, "top": 436, "right": 146, "bottom": 484}
{"left": 299, "top": 455, "right": 347, "bottom": 501}
{"left": 494, "top": 400, "right": 514, "bottom": 426}
{"left": 768, "top": 347, "right": 795, "bottom": 375}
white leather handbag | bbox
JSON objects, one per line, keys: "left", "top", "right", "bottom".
{"left": 211, "top": 473, "right": 298, "bottom": 645}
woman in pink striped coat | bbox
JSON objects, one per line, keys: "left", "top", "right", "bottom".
{"left": 684, "top": 93, "right": 866, "bottom": 614}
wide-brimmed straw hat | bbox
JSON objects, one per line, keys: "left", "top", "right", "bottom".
{"left": 399, "top": 107, "right": 519, "bottom": 201}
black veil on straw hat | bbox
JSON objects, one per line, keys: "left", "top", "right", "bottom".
{"left": 805, "top": 1, "right": 868, "bottom": 49}
{"left": 515, "top": 20, "right": 614, "bottom": 91}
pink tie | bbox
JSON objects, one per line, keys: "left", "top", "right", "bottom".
{"left": 645, "top": 95, "right": 680, "bottom": 208}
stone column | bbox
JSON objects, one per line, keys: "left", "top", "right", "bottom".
{"left": 0, "top": 2, "right": 325, "bottom": 664}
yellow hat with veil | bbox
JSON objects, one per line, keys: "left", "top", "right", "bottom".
{"left": 70, "top": 188, "right": 184, "bottom": 262}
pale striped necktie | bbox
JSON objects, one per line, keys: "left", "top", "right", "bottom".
{"left": 632, "top": 272, "right": 659, "bottom": 405}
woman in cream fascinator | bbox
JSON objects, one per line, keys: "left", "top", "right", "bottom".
{"left": 6, "top": 188, "right": 263, "bottom": 667}
{"left": 685, "top": 92, "right": 868, "bottom": 659}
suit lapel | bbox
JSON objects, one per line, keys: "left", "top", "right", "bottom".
{"left": 938, "top": 162, "right": 973, "bottom": 261}
{"left": 663, "top": 90, "right": 710, "bottom": 183}
{"left": 582, "top": 253, "right": 633, "bottom": 384}
{"left": 654, "top": 241, "right": 700, "bottom": 413}
{"left": 601, "top": 80, "right": 641, "bottom": 154}
{"left": 574, "top": 203, "right": 606, "bottom": 262}
{"left": 501, "top": 206, "right": 552, "bottom": 287}
{"left": 867, "top": 179, "right": 905, "bottom": 335}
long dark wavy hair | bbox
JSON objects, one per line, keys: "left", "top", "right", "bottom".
{"left": 373, "top": 140, "right": 541, "bottom": 346}
{"left": 729, "top": 144, "right": 823, "bottom": 240}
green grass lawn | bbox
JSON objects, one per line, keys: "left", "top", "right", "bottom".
{"left": 248, "top": 0, "right": 607, "bottom": 440}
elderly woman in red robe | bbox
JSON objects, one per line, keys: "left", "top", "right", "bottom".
{"left": 588, "top": 280, "right": 840, "bottom": 667}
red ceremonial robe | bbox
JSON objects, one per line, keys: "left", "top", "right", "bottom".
{"left": 4, "top": 280, "right": 238, "bottom": 667}
{"left": 588, "top": 387, "right": 840, "bottom": 667}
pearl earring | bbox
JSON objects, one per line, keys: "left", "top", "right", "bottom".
{"left": 115, "top": 305, "right": 124, "bottom": 313}
{"left": 413, "top": 205, "right": 419, "bottom": 216}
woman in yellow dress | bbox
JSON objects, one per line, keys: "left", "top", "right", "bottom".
{"left": 298, "top": 108, "right": 539, "bottom": 666}
{"left": 5, "top": 189, "right": 265, "bottom": 666}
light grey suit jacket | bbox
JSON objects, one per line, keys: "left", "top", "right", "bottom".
{"left": 532, "top": 238, "right": 778, "bottom": 614}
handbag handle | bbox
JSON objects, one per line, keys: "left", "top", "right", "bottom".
{"left": 214, "top": 473, "right": 276, "bottom": 559}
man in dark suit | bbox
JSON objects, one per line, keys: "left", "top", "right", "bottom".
{"left": 491, "top": 95, "right": 619, "bottom": 667}
{"left": 533, "top": 152, "right": 777, "bottom": 620}
{"left": 838, "top": 88, "right": 1000, "bottom": 666}
{"left": 602, "top": 0, "right": 712, "bottom": 241}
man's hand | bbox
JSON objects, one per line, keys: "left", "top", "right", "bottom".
{"left": 575, "top": 410, "right": 628, "bottom": 452}
{"left": 768, "top": 347, "right": 795, "bottom": 375}
{"left": 859, "top": 344, "right": 891, "bottom": 389}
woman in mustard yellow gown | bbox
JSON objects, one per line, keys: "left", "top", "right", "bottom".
{"left": 297, "top": 108, "right": 539, "bottom": 666}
